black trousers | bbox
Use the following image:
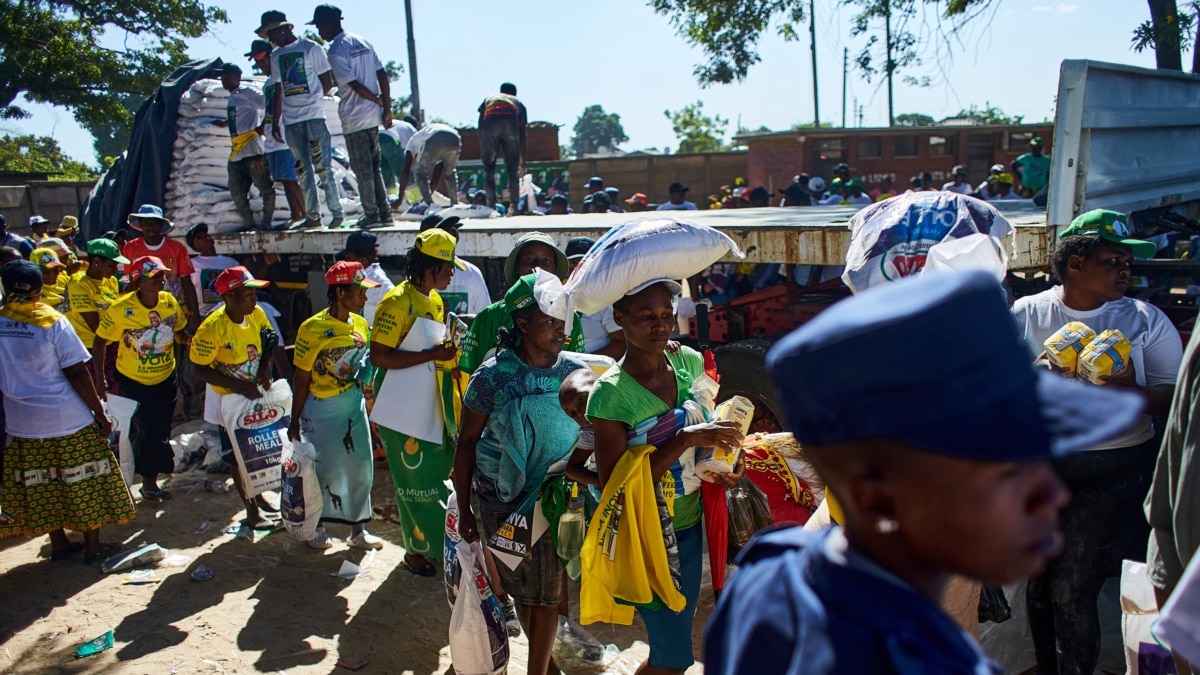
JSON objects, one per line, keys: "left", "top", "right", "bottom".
{"left": 1026, "top": 436, "right": 1158, "bottom": 675}
{"left": 116, "top": 371, "right": 178, "bottom": 478}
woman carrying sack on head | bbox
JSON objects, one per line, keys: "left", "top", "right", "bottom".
{"left": 287, "top": 261, "right": 382, "bottom": 551}
{"left": 453, "top": 270, "right": 588, "bottom": 675}
{"left": 585, "top": 279, "right": 745, "bottom": 675}
{"left": 370, "top": 228, "right": 462, "bottom": 576}
{"left": 92, "top": 256, "right": 184, "bottom": 503}
{"left": 0, "top": 260, "right": 135, "bottom": 563}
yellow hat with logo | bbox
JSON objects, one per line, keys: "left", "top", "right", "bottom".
{"left": 415, "top": 228, "right": 466, "bottom": 270}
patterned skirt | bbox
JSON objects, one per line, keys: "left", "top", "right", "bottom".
{"left": 0, "top": 425, "right": 137, "bottom": 538}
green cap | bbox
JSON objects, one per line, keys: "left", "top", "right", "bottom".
{"left": 503, "top": 232, "right": 568, "bottom": 285}
{"left": 1059, "top": 209, "right": 1157, "bottom": 258}
{"left": 504, "top": 273, "right": 539, "bottom": 315}
{"left": 86, "top": 238, "right": 131, "bottom": 264}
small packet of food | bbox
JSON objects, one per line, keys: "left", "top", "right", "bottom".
{"left": 1077, "top": 329, "right": 1133, "bottom": 385}
{"left": 1043, "top": 321, "right": 1096, "bottom": 376}
{"left": 697, "top": 396, "right": 755, "bottom": 482}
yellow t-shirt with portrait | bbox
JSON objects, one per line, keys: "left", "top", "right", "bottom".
{"left": 42, "top": 273, "right": 69, "bottom": 312}
{"left": 293, "top": 309, "right": 370, "bottom": 400}
{"left": 371, "top": 281, "right": 444, "bottom": 349}
{"left": 65, "top": 274, "right": 120, "bottom": 348}
{"left": 96, "top": 291, "right": 182, "bottom": 385}
{"left": 190, "top": 305, "right": 272, "bottom": 395}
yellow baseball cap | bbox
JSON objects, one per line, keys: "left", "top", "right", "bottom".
{"left": 29, "top": 247, "right": 65, "bottom": 270}
{"left": 415, "top": 229, "right": 466, "bottom": 270}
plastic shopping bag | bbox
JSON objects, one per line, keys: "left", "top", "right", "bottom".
{"left": 444, "top": 488, "right": 463, "bottom": 609}
{"left": 219, "top": 379, "right": 292, "bottom": 498}
{"left": 103, "top": 395, "right": 139, "bottom": 486}
{"left": 280, "top": 441, "right": 322, "bottom": 542}
{"left": 449, "top": 540, "right": 510, "bottom": 675}
{"left": 727, "top": 474, "right": 773, "bottom": 559}
{"left": 1121, "top": 559, "right": 1178, "bottom": 675}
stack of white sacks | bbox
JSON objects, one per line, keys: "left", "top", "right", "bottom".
{"left": 166, "top": 76, "right": 364, "bottom": 233}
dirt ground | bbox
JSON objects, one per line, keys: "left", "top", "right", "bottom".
{"left": 0, "top": 455, "right": 712, "bottom": 675}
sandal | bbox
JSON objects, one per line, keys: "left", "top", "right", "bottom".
{"left": 142, "top": 488, "right": 172, "bottom": 502}
{"left": 50, "top": 541, "right": 84, "bottom": 562}
{"left": 401, "top": 556, "right": 437, "bottom": 578}
{"left": 83, "top": 543, "right": 121, "bottom": 565}
{"left": 243, "top": 516, "right": 280, "bottom": 531}
{"left": 253, "top": 496, "right": 280, "bottom": 513}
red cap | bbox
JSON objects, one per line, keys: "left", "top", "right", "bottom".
{"left": 625, "top": 192, "right": 649, "bottom": 206}
{"left": 128, "top": 256, "right": 171, "bottom": 284}
{"left": 214, "top": 266, "right": 269, "bottom": 296}
{"left": 325, "top": 260, "right": 381, "bottom": 288}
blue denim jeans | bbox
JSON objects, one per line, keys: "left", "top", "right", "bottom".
{"left": 284, "top": 119, "right": 342, "bottom": 220}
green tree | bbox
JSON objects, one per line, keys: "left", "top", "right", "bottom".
{"left": 570, "top": 105, "right": 629, "bottom": 157}
{"left": 382, "top": 60, "right": 414, "bottom": 120}
{"left": 955, "top": 104, "right": 1023, "bottom": 125}
{"left": 1133, "top": 0, "right": 1200, "bottom": 72}
{"left": 895, "top": 112, "right": 935, "bottom": 127}
{"left": 0, "top": 1, "right": 228, "bottom": 162}
{"left": 0, "top": 135, "right": 98, "bottom": 181}
{"left": 665, "top": 100, "right": 729, "bottom": 153}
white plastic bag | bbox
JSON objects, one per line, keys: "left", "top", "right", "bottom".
{"left": 564, "top": 218, "right": 743, "bottom": 315}
{"left": 923, "top": 233, "right": 1010, "bottom": 282}
{"left": 444, "top": 488, "right": 463, "bottom": 609}
{"left": 281, "top": 441, "right": 322, "bottom": 542}
{"left": 1155, "top": 552, "right": 1200, "bottom": 667}
{"left": 449, "top": 540, "right": 510, "bottom": 675}
{"left": 1121, "top": 559, "right": 1176, "bottom": 674}
{"left": 103, "top": 395, "right": 139, "bottom": 486}
{"left": 219, "top": 379, "right": 292, "bottom": 498}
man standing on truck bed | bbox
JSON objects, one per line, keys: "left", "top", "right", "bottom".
{"left": 310, "top": 4, "right": 394, "bottom": 229}
{"left": 213, "top": 63, "right": 275, "bottom": 231}
{"left": 1012, "top": 136, "right": 1051, "bottom": 198}
{"left": 247, "top": 38, "right": 306, "bottom": 228}
{"left": 477, "top": 83, "right": 527, "bottom": 215}
{"left": 258, "top": 10, "right": 344, "bottom": 230}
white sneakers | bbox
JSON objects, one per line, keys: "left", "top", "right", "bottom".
{"left": 308, "top": 527, "right": 334, "bottom": 550}
{"left": 347, "top": 530, "right": 384, "bottom": 550}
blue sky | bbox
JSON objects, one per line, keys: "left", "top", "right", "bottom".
{"left": 2, "top": 0, "right": 1166, "bottom": 164}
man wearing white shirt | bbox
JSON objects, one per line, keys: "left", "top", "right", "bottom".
{"left": 259, "top": 10, "right": 343, "bottom": 230}
{"left": 398, "top": 123, "right": 462, "bottom": 207}
{"left": 247, "top": 38, "right": 305, "bottom": 228}
{"left": 419, "top": 214, "right": 491, "bottom": 316}
{"left": 213, "top": 63, "right": 274, "bottom": 230}
{"left": 656, "top": 181, "right": 698, "bottom": 211}
{"left": 337, "top": 230, "right": 394, "bottom": 326}
{"left": 942, "top": 165, "right": 973, "bottom": 195}
{"left": 311, "top": 5, "right": 393, "bottom": 228}
{"left": 380, "top": 116, "right": 417, "bottom": 192}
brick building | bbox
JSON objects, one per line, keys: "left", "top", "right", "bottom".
{"left": 456, "top": 121, "right": 561, "bottom": 162}
{"left": 734, "top": 123, "right": 1054, "bottom": 195}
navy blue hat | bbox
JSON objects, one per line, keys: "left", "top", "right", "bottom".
{"left": 220, "top": 62, "right": 242, "bottom": 75}
{"left": 1, "top": 259, "right": 43, "bottom": 296}
{"left": 585, "top": 177, "right": 604, "bottom": 188}
{"left": 565, "top": 236, "right": 595, "bottom": 260}
{"left": 766, "top": 271, "right": 1143, "bottom": 460}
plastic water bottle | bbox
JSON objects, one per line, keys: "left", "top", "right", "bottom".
{"left": 203, "top": 479, "right": 227, "bottom": 493}
{"left": 557, "top": 483, "right": 585, "bottom": 579}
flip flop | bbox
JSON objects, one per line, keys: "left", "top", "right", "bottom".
{"left": 253, "top": 496, "right": 280, "bottom": 513}
{"left": 142, "top": 488, "right": 172, "bottom": 502}
{"left": 50, "top": 541, "right": 84, "bottom": 562}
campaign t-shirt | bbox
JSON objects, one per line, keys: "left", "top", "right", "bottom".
{"left": 261, "top": 81, "right": 289, "bottom": 153}
{"left": 269, "top": 38, "right": 331, "bottom": 124}
{"left": 65, "top": 274, "right": 119, "bottom": 348}
{"left": 190, "top": 305, "right": 272, "bottom": 396}
{"left": 0, "top": 314, "right": 95, "bottom": 438}
{"left": 96, "top": 291, "right": 182, "bottom": 385}
{"left": 326, "top": 31, "right": 385, "bottom": 134}
{"left": 586, "top": 346, "right": 707, "bottom": 529}
{"left": 1011, "top": 287, "right": 1183, "bottom": 451}
{"left": 190, "top": 255, "right": 241, "bottom": 317}
{"left": 656, "top": 201, "right": 699, "bottom": 211}
{"left": 440, "top": 259, "right": 491, "bottom": 317}
{"left": 371, "top": 281, "right": 443, "bottom": 348}
{"left": 226, "top": 87, "right": 266, "bottom": 161}
{"left": 1015, "top": 153, "right": 1051, "bottom": 191}
{"left": 458, "top": 300, "right": 586, "bottom": 374}
{"left": 292, "top": 308, "right": 370, "bottom": 400}
{"left": 122, "top": 237, "right": 195, "bottom": 301}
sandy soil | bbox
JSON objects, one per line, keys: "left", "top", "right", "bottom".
{"left": 0, "top": 457, "right": 711, "bottom": 674}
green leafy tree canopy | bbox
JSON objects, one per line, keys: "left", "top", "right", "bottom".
{"left": 570, "top": 105, "right": 629, "bottom": 157}
{"left": 0, "top": 135, "right": 98, "bottom": 181}
{"left": 0, "top": 1, "right": 229, "bottom": 162}
{"left": 665, "top": 100, "right": 729, "bottom": 153}
{"left": 955, "top": 104, "right": 1023, "bottom": 125}
{"left": 895, "top": 112, "right": 936, "bottom": 127}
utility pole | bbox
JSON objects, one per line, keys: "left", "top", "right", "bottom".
{"left": 842, "top": 48, "right": 848, "bottom": 128}
{"left": 883, "top": 0, "right": 895, "bottom": 127}
{"left": 404, "top": 0, "right": 421, "bottom": 123}
{"left": 809, "top": 0, "right": 819, "bottom": 127}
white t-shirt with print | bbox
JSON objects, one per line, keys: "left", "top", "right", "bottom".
{"left": 441, "top": 259, "right": 492, "bottom": 317}
{"left": 0, "top": 315, "right": 94, "bottom": 438}
{"left": 582, "top": 306, "right": 621, "bottom": 353}
{"left": 190, "top": 255, "right": 241, "bottom": 318}
{"left": 327, "top": 31, "right": 385, "bottom": 134}
{"left": 943, "top": 182, "right": 973, "bottom": 195}
{"left": 1011, "top": 287, "right": 1183, "bottom": 451}
{"left": 656, "top": 201, "right": 698, "bottom": 211}
{"left": 269, "top": 38, "right": 331, "bottom": 124}
{"left": 362, "top": 262, "right": 395, "bottom": 327}
{"left": 226, "top": 87, "right": 266, "bottom": 161}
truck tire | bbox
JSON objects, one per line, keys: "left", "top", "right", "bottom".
{"left": 713, "top": 339, "right": 786, "bottom": 434}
